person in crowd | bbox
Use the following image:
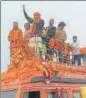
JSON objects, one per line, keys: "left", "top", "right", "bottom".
{"left": 8, "top": 22, "right": 23, "bottom": 58}
{"left": 8, "top": 22, "right": 22, "bottom": 41}
{"left": 23, "top": 4, "right": 44, "bottom": 37}
{"left": 55, "top": 22, "right": 67, "bottom": 46}
{"left": 23, "top": 22, "right": 30, "bottom": 37}
{"left": 55, "top": 22, "right": 67, "bottom": 62}
{"left": 46, "top": 18, "right": 56, "bottom": 40}
{"left": 46, "top": 18, "right": 56, "bottom": 56}
{"left": 71, "top": 36, "right": 81, "bottom": 65}
{"left": 23, "top": 5, "right": 45, "bottom": 58}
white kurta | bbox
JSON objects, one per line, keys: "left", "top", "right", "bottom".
{"left": 29, "top": 37, "right": 42, "bottom": 48}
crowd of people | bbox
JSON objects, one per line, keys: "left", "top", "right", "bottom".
{"left": 8, "top": 5, "right": 81, "bottom": 66}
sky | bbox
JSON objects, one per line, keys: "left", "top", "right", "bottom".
{"left": 1, "top": 1, "right": 86, "bottom": 72}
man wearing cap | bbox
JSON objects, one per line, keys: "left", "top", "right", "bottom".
{"left": 23, "top": 5, "right": 44, "bottom": 58}
{"left": 55, "top": 22, "right": 67, "bottom": 62}
{"left": 23, "top": 5, "right": 44, "bottom": 37}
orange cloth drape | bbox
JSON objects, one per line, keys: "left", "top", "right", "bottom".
{"left": 49, "top": 38, "right": 56, "bottom": 49}
{"left": 49, "top": 38, "right": 64, "bottom": 52}
{"left": 8, "top": 28, "right": 22, "bottom": 41}
{"left": 80, "top": 47, "right": 86, "bottom": 54}
{"left": 8, "top": 28, "right": 23, "bottom": 58}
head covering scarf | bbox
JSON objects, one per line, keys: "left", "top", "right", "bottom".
{"left": 34, "top": 12, "right": 41, "bottom": 18}
{"left": 49, "top": 18, "right": 54, "bottom": 22}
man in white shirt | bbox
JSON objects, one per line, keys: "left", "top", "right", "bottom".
{"left": 71, "top": 36, "right": 81, "bottom": 65}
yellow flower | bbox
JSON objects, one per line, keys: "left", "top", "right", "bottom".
{"left": 41, "top": 44, "right": 47, "bottom": 52}
{"left": 34, "top": 37, "right": 39, "bottom": 44}
{"left": 42, "top": 29, "right": 46, "bottom": 37}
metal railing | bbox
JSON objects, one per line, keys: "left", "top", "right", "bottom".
{"left": 9, "top": 36, "right": 83, "bottom": 66}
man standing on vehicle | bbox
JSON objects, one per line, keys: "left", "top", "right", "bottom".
{"left": 23, "top": 22, "right": 30, "bottom": 37}
{"left": 8, "top": 22, "right": 23, "bottom": 58}
{"left": 55, "top": 22, "right": 67, "bottom": 63}
{"left": 23, "top": 5, "right": 44, "bottom": 58}
{"left": 23, "top": 4, "right": 44, "bottom": 37}
{"left": 71, "top": 35, "right": 81, "bottom": 65}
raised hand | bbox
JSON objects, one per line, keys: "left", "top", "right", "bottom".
{"left": 23, "top": 4, "right": 25, "bottom": 9}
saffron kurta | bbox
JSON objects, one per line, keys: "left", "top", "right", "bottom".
{"left": 8, "top": 28, "right": 23, "bottom": 56}
{"left": 8, "top": 28, "right": 22, "bottom": 41}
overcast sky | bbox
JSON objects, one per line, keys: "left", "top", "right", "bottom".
{"left": 1, "top": 1, "right": 86, "bottom": 72}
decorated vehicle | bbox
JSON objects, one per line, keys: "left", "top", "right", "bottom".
{"left": 1, "top": 33, "right": 86, "bottom": 98}
{"left": 1, "top": 5, "right": 86, "bottom": 98}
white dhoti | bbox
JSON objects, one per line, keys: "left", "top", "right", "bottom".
{"left": 29, "top": 37, "right": 42, "bottom": 58}
{"left": 29, "top": 37, "right": 42, "bottom": 48}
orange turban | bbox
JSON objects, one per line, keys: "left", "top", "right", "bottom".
{"left": 33, "top": 12, "right": 41, "bottom": 17}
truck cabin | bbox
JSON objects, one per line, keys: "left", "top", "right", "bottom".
{"left": 1, "top": 37, "right": 86, "bottom": 98}
{"left": 1, "top": 87, "right": 86, "bottom": 98}
{"left": 23, "top": 90, "right": 81, "bottom": 98}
